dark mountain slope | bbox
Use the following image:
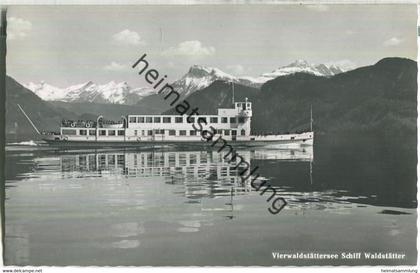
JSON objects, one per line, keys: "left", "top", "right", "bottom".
{"left": 164, "top": 81, "right": 260, "bottom": 115}
{"left": 252, "top": 57, "right": 416, "bottom": 136}
{"left": 51, "top": 101, "right": 161, "bottom": 120}
{"left": 136, "top": 93, "right": 174, "bottom": 114}
{"left": 6, "top": 76, "right": 77, "bottom": 141}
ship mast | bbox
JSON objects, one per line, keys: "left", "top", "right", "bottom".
{"left": 231, "top": 81, "right": 235, "bottom": 105}
{"left": 310, "top": 104, "right": 313, "bottom": 132}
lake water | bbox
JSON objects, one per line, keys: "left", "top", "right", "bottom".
{"left": 4, "top": 136, "right": 417, "bottom": 266}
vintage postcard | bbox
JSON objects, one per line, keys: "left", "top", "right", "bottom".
{"left": 0, "top": 2, "right": 417, "bottom": 270}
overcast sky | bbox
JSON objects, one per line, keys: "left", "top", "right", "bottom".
{"left": 6, "top": 4, "right": 417, "bottom": 87}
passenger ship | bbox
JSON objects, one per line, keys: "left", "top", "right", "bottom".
{"left": 40, "top": 99, "right": 314, "bottom": 147}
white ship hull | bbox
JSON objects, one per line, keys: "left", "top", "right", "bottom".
{"left": 43, "top": 131, "right": 314, "bottom": 148}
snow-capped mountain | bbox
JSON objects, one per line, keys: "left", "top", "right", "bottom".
{"left": 25, "top": 81, "right": 154, "bottom": 105}
{"left": 171, "top": 61, "right": 345, "bottom": 94}
{"left": 171, "top": 65, "right": 238, "bottom": 97}
{"left": 238, "top": 60, "right": 345, "bottom": 87}
{"left": 25, "top": 81, "right": 65, "bottom": 101}
{"left": 261, "top": 60, "right": 344, "bottom": 78}
{"left": 170, "top": 65, "right": 274, "bottom": 95}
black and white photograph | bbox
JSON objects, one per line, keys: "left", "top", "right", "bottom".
{"left": 0, "top": 1, "right": 418, "bottom": 270}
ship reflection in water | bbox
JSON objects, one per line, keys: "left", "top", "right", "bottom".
{"left": 58, "top": 148, "right": 313, "bottom": 213}
{"left": 4, "top": 144, "right": 417, "bottom": 266}
{"left": 59, "top": 148, "right": 313, "bottom": 197}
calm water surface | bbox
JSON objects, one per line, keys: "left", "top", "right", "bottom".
{"left": 4, "top": 136, "right": 417, "bottom": 266}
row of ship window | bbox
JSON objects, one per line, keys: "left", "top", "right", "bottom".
{"left": 62, "top": 129, "right": 125, "bottom": 136}
{"left": 128, "top": 116, "right": 246, "bottom": 124}
{"left": 61, "top": 128, "right": 247, "bottom": 136}
{"left": 133, "top": 129, "right": 247, "bottom": 136}
{"left": 69, "top": 153, "right": 244, "bottom": 167}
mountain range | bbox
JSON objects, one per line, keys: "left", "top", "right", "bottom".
{"left": 6, "top": 57, "right": 416, "bottom": 145}
{"left": 25, "top": 81, "right": 155, "bottom": 105}
{"left": 24, "top": 60, "right": 346, "bottom": 105}
{"left": 165, "top": 57, "right": 416, "bottom": 138}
